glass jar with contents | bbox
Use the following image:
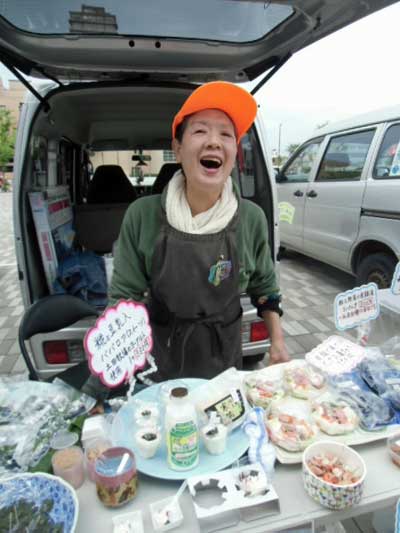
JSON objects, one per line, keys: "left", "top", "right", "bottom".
{"left": 165, "top": 386, "right": 199, "bottom": 471}
{"left": 94, "top": 447, "right": 138, "bottom": 507}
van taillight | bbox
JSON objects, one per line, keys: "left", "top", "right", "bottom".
{"left": 250, "top": 321, "right": 269, "bottom": 342}
{"left": 43, "top": 341, "right": 70, "bottom": 364}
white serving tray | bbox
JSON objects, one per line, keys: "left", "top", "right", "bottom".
{"left": 244, "top": 361, "right": 400, "bottom": 464}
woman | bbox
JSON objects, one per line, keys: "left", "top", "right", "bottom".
{"left": 108, "top": 81, "right": 289, "bottom": 381}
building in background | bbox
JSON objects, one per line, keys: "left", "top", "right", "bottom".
{"left": 69, "top": 5, "right": 118, "bottom": 34}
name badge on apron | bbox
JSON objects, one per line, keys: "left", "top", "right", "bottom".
{"left": 208, "top": 257, "right": 232, "bottom": 287}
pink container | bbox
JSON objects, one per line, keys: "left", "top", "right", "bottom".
{"left": 51, "top": 446, "right": 85, "bottom": 489}
{"left": 94, "top": 446, "right": 138, "bottom": 507}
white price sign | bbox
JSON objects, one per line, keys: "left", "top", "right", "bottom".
{"left": 84, "top": 300, "right": 153, "bottom": 388}
{"left": 305, "top": 335, "right": 367, "bottom": 375}
{"left": 334, "top": 283, "right": 379, "bottom": 331}
{"left": 391, "top": 262, "right": 400, "bottom": 295}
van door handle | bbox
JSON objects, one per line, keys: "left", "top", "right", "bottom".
{"left": 293, "top": 190, "right": 304, "bottom": 197}
{"left": 306, "top": 190, "right": 318, "bottom": 198}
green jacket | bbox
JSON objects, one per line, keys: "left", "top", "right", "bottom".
{"left": 109, "top": 188, "right": 280, "bottom": 309}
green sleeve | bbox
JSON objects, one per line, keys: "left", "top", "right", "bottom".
{"left": 241, "top": 201, "right": 280, "bottom": 305}
{"left": 108, "top": 201, "right": 150, "bottom": 305}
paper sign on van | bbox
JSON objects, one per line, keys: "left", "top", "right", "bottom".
{"left": 84, "top": 300, "right": 153, "bottom": 388}
{"left": 278, "top": 202, "right": 295, "bottom": 224}
{"left": 334, "top": 283, "right": 379, "bottom": 331}
{"left": 391, "top": 262, "right": 400, "bottom": 295}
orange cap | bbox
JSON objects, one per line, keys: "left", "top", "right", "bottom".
{"left": 172, "top": 81, "right": 258, "bottom": 142}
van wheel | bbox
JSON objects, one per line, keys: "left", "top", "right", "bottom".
{"left": 356, "top": 253, "right": 397, "bottom": 289}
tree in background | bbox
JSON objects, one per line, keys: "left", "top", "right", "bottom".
{"left": 0, "top": 108, "right": 16, "bottom": 191}
{"left": 286, "top": 143, "right": 300, "bottom": 156}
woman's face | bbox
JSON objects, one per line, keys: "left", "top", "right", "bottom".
{"left": 172, "top": 109, "right": 237, "bottom": 194}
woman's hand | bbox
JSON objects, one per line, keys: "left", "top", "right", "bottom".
{"left": 261, "top": 309, "right": 290, "bottom": 365}
{"left": 268, "top": 339, "right": 290, "bottom": 365}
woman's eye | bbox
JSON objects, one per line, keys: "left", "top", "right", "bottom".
{"left": 222, "top": 131, "right": 234, "bottom": 138}
{"left": 194, "top": 128, "right": 206, "bottom": 134}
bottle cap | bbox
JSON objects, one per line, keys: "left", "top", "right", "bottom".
{"left": 170, "top": 387, "right": 188, "bottom": 399}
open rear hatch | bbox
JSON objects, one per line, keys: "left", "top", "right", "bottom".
{"left": 0, "top": 0, "right": 396, "bottom": 84}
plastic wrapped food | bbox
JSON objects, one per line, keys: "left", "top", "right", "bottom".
{"left": 338, "top": 388, "right": 395, "bottom": 431}
{"left": 0, "top": 378, "right": 95, "bottom": 476}
{"left": 243, "top": 373, "right": 285, "bottom": 410}
{"left": 381, "top": 336, "right": 400, "bottom": 370}
{"left": 311, "top": 398, "right": 358, "bottom": 435}
{"left": 359, "top": 358, "right": 400, "bottom": 411}
{"left": 284, "top": 363, "right": 325, "bottom": 400}
{"left": 266, "top": 413, "right": 317, "bottom": 452}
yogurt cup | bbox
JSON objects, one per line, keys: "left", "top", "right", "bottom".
{"left": 135, "top": 427, "right": 161, "bottom": 459}
{"left": 201, "top": 423, "right": 228, "bottom": 455}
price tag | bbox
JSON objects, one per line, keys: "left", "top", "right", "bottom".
{"left": 391, "top": 262, "right": 400, "bottom": 295}
{"left": 84, "top": 300, "right": 153, "bottom": 388}
{"left": 334, "top": 282, "right": 379, "bottom": 331}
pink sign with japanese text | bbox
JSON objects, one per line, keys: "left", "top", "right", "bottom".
{"left": 84, "top": 300, "right": 153, "bottom": 388}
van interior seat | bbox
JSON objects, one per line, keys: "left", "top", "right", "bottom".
{"left": 152, "top": 163, "right": 181, "bottom": 194}
{"left": 74, "top": 203, "right": 130, "bottom": 254}
{"left": 87, "top": 164, "right": 137, "bottom": 204}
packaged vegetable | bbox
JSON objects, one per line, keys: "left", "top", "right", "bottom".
{"left": 338, "top": 388, "right": 395, "bottom": 431}
{"left": 243, "top": 372, "right": 285, "bottom": 410}
{"left": 311, "top": 397, "right": 358, "bottom": 435}
{"left": 266, "top": 413, "right": 317, "bottom": 452}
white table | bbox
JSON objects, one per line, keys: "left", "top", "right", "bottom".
{"left": 76, "top": 440, "right": 400, "bottom": 532}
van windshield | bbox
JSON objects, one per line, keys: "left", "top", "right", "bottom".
{"left": 0, "top": 1, "right": 293, "bottom": 43}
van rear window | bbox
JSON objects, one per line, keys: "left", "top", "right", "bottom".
{"left": 0, "top": 1, "right": 293, "bottom": 43}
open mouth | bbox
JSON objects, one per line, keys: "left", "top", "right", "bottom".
{"left": 200, "top": 158, "right": 222, "bottom": 169}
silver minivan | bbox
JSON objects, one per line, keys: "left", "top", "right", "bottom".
{"left": 277, "top": 105, "right": 400, "bottom": 288}
{"left": 0, "top": 0, "right": 395, "bottom": 379}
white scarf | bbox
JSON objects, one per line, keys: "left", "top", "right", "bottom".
{"left": 165, "top": 170, "right": 238, "bottom": 234}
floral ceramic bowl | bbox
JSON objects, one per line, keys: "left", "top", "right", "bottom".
{"left": 0, "top": 472, "right": 79, "bottom": 532}
{"left": 302, "top": 441, "right": 366, "bottom": 510}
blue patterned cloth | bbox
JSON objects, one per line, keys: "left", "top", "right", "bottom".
{"left": 53, "top": 251, "right": 107, "bottom": 308}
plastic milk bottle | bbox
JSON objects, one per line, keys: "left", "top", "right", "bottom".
{"left": 165, "top": 386, "right": 199, "bottom": 470}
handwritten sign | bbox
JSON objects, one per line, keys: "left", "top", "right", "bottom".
{"left": 334, "top": 283, "right": 379, "bottom": 331}
{"left": 391, "top": 262, "right": 400, "bottom": 295}
{"left": 305, "top": 335, "right": 367, "bottom": 375}
{"left": 278, "top": 202, "right": 295, "bottom": 224}
{"left": 84, "top": 300, "right": 153, "bottom": 388}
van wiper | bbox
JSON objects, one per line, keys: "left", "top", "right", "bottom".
{"left": 1, "top": 59, "right": 63, "bottom": 113}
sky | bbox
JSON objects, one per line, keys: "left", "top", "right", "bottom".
{"left": 0, "top": 1, "right": 399, "bottom": 156}
{"left": 252, "top": 2, "right": 400, "bottom": 155}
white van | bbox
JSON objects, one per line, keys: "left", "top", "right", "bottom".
{"left": 0, "top": 0, "right": 395, "bottom": 379}
{"left": 278, "top": 105, "right": 400, "bottom": 288}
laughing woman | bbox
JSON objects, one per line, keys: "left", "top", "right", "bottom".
{"left": 107, "top": 81, "right": 289, "bottom": 382}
